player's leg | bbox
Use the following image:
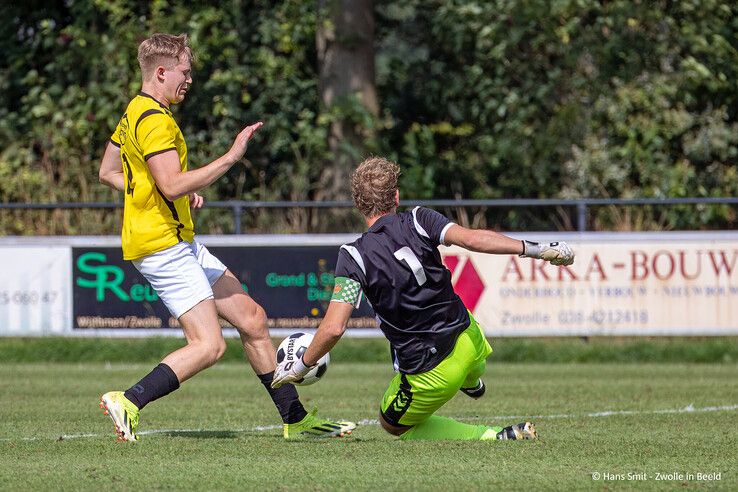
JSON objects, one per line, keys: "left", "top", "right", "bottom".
{"left": 211, "top": 269, "right": 274, "bottom": 374}
{"left": 460, "top": 314, "right": 492, "bottom": 399}
{"left": 379, "top": 366, "right": 492, "bottom": 440}
{"left": 465, "top": 316, "right": 537, "bottom": 440}
{"left": 459, "top": 363, "right": 486, "bottom": 399}
{"left": 100, "top": 242, "right": 224, "bottom": 441}
{"left": 378, "top": 411, "right": 412, "bottom": 436}
{"left": 211, "top": 269, "right": 308, "bottom": 424}
{"left": 460, "top": 319, "right": 539, "bottom": 440}
{"left": 198, "top": 243, "right": 355, "bottom": 438}
{"left": 213, "top": 271, "right": 355, "bottom": 438}
{"left": 381, "top": 317, "right": 536, "bottom": 440}
{"left": 101, "top": 300, "right": 225, "bottom": 442}
{"left": 379, "top": 320, "right": 486, "bottom": 439}
{"left": 160, "top": 298, "right": 226, "bottom": 381}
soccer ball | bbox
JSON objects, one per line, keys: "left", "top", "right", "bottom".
{"left": 276, "top": 332, "right": 329, "bottom": 386}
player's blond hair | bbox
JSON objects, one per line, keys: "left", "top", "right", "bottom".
{"left": 137, "top": 33, "right": 193, "bottom": 77}
{"left": 351, "top": 157, "right": 400, "bottom": 218}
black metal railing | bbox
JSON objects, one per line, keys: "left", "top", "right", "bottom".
{"left": 2, "top": 197, "right": 737, "bottom": 234}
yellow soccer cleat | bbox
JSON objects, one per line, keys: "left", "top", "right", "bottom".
{"left": 100, "top": 391, "right": 140, "bottom": 442}
{"left": 283, "top": 408, "right": 356, "bottom": 439}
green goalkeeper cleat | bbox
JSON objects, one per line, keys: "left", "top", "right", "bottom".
{"left": 283, "top": 408, "right": 357, "bottom": 439}
{"left": 100, "top": 391, "right": 140, "bottom": 442}
{"left": 480, "top": 422, "right": 538, "bottom": 441}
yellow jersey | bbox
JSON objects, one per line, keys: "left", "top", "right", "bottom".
{"left": 110, "top": 92, "right": 195, "bottom": 260}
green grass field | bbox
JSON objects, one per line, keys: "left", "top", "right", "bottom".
{"left": 0, "top": 361, "right": 735, "bottom": 490}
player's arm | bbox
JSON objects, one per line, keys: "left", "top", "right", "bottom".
{"left": 444, "top": 224, "right": 575, "bottom": 266}
{"left": 148, "top": 122, "right": 262, "bottom": 201}
{"left": 98, "top": 142, "right": 125, "bottom": 192}
{"left": 444, "top": 224, "right": 524, "bottom": 255}
{"left": 304, "top": 302, "right": 354, "bottom": 365}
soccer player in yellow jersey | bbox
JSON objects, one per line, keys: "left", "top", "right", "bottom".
{"left": 97, "top": 33, "right": 355, "bottom": 441}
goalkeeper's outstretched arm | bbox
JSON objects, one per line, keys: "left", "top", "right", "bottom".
{"left": 444, "top": 224, "right": 575, "bottom": 266}
{"left": 444, "top": 224, "right": 524, "bottom": 255}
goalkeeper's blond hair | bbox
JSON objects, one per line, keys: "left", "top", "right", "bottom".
{"left": 351, "top": 157, "right": 400, "bottom": 218}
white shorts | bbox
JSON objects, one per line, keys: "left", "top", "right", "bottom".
{"left": 132, "top": 240, "right": 228, "bottom": 319}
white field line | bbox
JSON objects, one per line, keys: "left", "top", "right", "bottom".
{"left": 2, "top": 404, "right": 736, "bottom": 443}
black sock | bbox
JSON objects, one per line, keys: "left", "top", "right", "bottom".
{"left": 257, "top": 371, "right": 307, "bottom": 424}
{"left": 124, "top": 363, "right": 180, "bottom": 410}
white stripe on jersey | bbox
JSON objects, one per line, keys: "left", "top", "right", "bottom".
{"left": 411, "top": 206, "right": 430, "bottom": 238}
{"left": 340, "top": 244, "right": 366, "bottom": 275}
{"left": 440, "top": 222, "right": 455, "bottom": 246}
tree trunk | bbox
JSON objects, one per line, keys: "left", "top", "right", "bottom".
{"left": 316, "top": 0, "right": 377, "bottom": 205}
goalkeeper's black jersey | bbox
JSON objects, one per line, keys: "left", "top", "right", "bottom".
{"left": 334, "top": 207, "right": 470, "bottom": 374}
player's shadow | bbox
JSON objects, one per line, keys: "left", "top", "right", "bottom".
{"left": 158, "top": 430, "right": 239, "bottom": 439}
{"left": 153, "top": 430, "right": 379, "bottom": 441}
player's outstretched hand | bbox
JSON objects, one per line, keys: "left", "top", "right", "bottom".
{"left": 189, "top": 192, "right": 204, "bottom": 209}
{"left": 271, "top": 356, "right": 313, "bottom": 389}
{"left": 520, "top": 240, "right": 575, "bottom": 266}
{"left": 227, "top": 121, "right": 263, "bottom": 163}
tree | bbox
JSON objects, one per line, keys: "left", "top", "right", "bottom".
{"left": 316, "top": 0, "right": 378, "bottom": 202}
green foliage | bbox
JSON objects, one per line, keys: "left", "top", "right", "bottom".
{"left": 376, "top": 0, "right": 738, "bottom": 229}
{"left": 0, "top": 1, "right": 335, "bottom": 233}
{"left": 1, "top": 0, "right": 737, "bottom": 233}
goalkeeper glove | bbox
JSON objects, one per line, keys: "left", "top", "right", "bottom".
{"left": 520, "top": 240, "right": 574, "bottom": 266}
{"left": 272, "top": 355, "right": 314, "bottom": 389}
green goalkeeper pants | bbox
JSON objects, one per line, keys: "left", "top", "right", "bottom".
{"left": 380, "top": 313, "right": 493, "bottom": 427}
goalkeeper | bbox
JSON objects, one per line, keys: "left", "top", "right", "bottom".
{"left": 273, "top": 156, "right": 574, "bottom": 441}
